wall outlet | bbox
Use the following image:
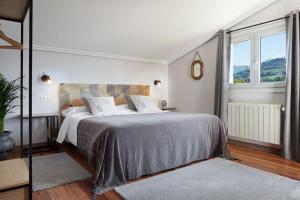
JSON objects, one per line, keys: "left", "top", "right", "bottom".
{"left": 40, "top": 96, "right": 51, "bottom": 102}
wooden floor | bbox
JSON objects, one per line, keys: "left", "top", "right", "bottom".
{"left": 31, "top": 143, "right": 300, "bottom": 200}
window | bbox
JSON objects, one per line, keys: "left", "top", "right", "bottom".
{"left": 260, "top": 32, "right": 286, "bottom": 83}
{"left": 230, "top": 24, "right": 286, "bottom": 87}
{"left": 232, "top": 40, "right": 251, "bottom": 83}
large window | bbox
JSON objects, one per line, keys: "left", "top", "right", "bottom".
{"left": 230, "top": 25, "right": 286, "bottom": 87}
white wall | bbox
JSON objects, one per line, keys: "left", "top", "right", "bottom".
{"left": 28, "top": 51, "right": 168, "bottom": 114}
{"left": 168, "top": 38, "right": 218, "bottom": 113}
{"left": 0, "top": 21, "right": 168, "bottom": 145}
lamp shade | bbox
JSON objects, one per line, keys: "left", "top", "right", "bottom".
{"left": 154, "top": 80, "right": 161, "bottom": 86}
{"left": 41, "top": 74, "right": 52, "bottom": 84}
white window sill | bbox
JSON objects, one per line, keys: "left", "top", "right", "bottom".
{"left": 229, "top": 84, "right": 286, "bottom": 93}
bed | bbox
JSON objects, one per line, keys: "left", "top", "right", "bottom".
{"left": 57, "top": 83, "right": 230, "bottom": 198}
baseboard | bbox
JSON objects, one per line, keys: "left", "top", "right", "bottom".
{"left": 228, "top": 138, "right": 282, "bottom": 155}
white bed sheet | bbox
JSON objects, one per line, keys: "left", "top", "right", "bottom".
{"left": 57, "top": 109, "right": 139, "bottom": 146}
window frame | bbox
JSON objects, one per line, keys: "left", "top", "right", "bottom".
{"left": 230, "top": 22, "right": 286, "bottom": 89}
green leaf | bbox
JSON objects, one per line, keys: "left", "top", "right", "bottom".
{"left": 0, "top": 74, "right": 22, "bottom": 119}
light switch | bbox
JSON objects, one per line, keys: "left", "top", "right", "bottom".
{"left": 40, "top": 96, "right": 51, "bottom": 102}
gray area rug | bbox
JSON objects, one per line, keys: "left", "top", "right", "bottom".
{"left": 26, "top": 152, "right": 92, "bottom": 191}
{"left": 115, "top": 158, "right": 300, "bottom": 200}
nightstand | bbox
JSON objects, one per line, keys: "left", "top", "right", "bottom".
{"left": 161, "top": 107, "right": 177, "bottom": 111}
{"left": 22, "top": 113, "right": 60, "bottom": 155}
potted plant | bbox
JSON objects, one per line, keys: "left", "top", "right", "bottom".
{"left": 0, "top": 74, "right": 21, "bottom": 159}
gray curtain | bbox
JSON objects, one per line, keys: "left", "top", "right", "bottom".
{"left": 214, "top": 30, "right": 224, "bottom": 118}
{"left": 283, "top": 11, "right": 300, "bottom": 161}
{"left": 214, "top": 30, "right": 231, "bottom": 123}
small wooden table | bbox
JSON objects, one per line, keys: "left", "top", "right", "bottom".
{"left": 22, "top": 113, "right": 60, "bottom": 155}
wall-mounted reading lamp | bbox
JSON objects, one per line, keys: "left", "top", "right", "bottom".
{"left": 41, "top": 73, "right": 52, "bottom": 84}
{"left": 154, "top": 80, "right": 161, "bottom": 87}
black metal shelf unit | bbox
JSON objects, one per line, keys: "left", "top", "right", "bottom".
{"left": 0, "top": 1, "right": 33, "bottom": 199}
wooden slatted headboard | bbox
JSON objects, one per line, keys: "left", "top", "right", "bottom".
{"left": 59, "top": 83, "right": 150, "bottom": 112}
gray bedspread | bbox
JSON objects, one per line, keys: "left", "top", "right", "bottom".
{"left": 77, "top": 112, "right": 230, "bottom": 197}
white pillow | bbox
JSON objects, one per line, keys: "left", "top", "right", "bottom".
{"left": 130, "top": 95, "right": 162, "bottom": 113}
{"left": 61, "top": 106, "right": 89, "bottom": 117}
{"left": 87, "top": 96, "right": 118, "bottom": 116}
{"left": 116, "top": 104, "right": 129, "bottom": 111}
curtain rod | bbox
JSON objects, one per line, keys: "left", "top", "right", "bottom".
{"left": 226, "top": 16, "right": 289, "bottom": 34}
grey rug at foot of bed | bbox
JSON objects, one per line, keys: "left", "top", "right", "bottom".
{"left": 25, "top": 152, "right": 92, "bottom": 191}
{"left": 115, "top": 158, "right": 300, "bottom": 200}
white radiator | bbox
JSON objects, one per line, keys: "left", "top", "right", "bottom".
{"left": 228, "top": 103, "right": 282, "bottom": 145}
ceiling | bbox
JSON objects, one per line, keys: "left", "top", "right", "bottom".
{"left": 30, "top": 0, "right": 276, "bottom": 63}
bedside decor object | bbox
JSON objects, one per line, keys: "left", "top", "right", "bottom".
{"left": 191, "top": 51, "right": 204, "bottom": 80}
{"left": 154, "top": 80, "right": 161, "bottom": 86}
{"left": 41, "top": 73, "right": 52, "bottom": 84}
{"left": 0, "top": 74, "right": 20, "bottom": 158}
{"left": 161, "top": 99, "right": 167, "bottom": 109}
